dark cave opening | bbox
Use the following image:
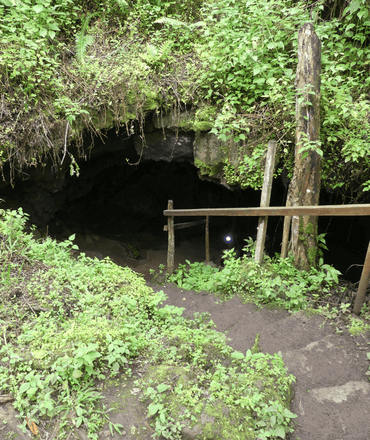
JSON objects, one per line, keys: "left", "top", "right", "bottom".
{"left": 52, "top": 159, "right": 265, "bottom": 255}
{"left": 0, "top": 128, "right": 368, "bottom": 282}
{"left": 46, "top": 155, "right": 367, "bottom": 283}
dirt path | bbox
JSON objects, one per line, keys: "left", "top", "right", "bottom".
{"left": 130, "top": 241, "right": 370, "bottom": 440}
{"left": 146, "top": 282, "right": 370, "bottom": 440}
{"left": 68, "top": 236, "right": 370, "bottom": 439}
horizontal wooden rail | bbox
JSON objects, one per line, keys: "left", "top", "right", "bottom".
{"left": 163, "top": 219, "right": 206, "bottom": 231}
{"left": 164, "top": 202, "right": 370, "bottom": 315}
{"left": 164, "top": 204, "right": 370, "bottom": 217}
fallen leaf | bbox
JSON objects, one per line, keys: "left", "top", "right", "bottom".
{"left": 26, "top": 417, "right": 39, "bottom": 436}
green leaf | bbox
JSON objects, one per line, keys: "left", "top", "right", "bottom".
{"left": 112, "top": 362, "right": 120, "bottom": 372}
{"left": 282, "top": 408, "right": 298, "bottom": 418}
{"left": 253, "top": 65, "right": 261, "bottom": 75}
{"left": 72, "top": 369, "right": 83, "bottom": 379}
{"left": 231, "top": 351, "right": 245, "bottom": 359}
{"left": 19, "top": 382, "right": 30, "bottom": 394}
{"left": 32, "top": 350, "right": 47, "bottom": 360}
{"left": 32, "top": 5, "right": 44, "bottom": 13}
{"left": 48, "top": 23, "right": 60, "bottom": 31}
{"left": 157, "top": 383, "right": 169, "bottom": 393}
{"left": 148, "top": 403, "right": 160, "bottom": 416}
{"left": 284, "top": 68, "right": 293, "bottom": 78}
{"left": 348, "top": 0, "right": 361, "bottom": 14}
{"left": 275, "top": 425, "right": 286, "bottom": 438}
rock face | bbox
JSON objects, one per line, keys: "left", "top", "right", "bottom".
{"left": 0, "top": 108, "right": 232, "bottom": 227}
{"left": 134, "top": 129, "right": 195, "bottom": 162}
{"left": 134, "top": 109, "right": 223, "bottom": 166}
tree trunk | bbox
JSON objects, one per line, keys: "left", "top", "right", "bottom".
{"left": 288, "top": 23, "right": 322, "bottom": 271}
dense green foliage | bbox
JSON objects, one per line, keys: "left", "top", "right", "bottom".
{"left": 0, "top": 0, "right": 370, "bottom": 198}
{"left": 167, "top": 238, "right": 343, "bottom": 311}
{"left": 0, "top": 208, "right": 296, "bottom": 439}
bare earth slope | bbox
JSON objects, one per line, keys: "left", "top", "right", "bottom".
{"left": 152, "top": 283, "right": 370, "bottom": 440}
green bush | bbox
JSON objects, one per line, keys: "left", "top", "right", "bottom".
{"left": 168, "top": 238, "right": 341, "bottom": 312}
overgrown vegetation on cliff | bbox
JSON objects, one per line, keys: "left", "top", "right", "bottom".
{"left": 0, "top": 0, "right": 369, "bottom": 199}
{"left": 0, "top": 208, "right": 296, "bottom": 439}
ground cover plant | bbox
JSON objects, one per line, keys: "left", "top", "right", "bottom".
{"left": 166, "top": 237, "right": 370, "bottom": 321}
{"left": 0, "top": 208, "right": 297, "bottom": 439}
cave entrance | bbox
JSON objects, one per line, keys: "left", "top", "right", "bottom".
{"left": 1, "top": 130, "right": 367, "bottom": 282}
{"left": 50, "top": 158, "right": 279, "bottom": 278}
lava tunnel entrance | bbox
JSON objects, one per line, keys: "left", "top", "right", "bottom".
{"left": 1, "top": 144, "right": 368, "bottom": 282}
{"left": 51, "top": 159, "right": 274, "bottom": 263}
{"left": 50, "top": 156, "right": 369, "bottom": 283}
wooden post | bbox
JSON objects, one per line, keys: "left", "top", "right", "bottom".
{"left": 281, "top": 196, "right": 292, "bottom": 259}
{"left": 255, "top": 140, "right": 277, "bottom": 264}
{"left": 353, "top": 241, "right": 370, "bottom": 315}
{"left": 205, "top": 216, "right": 210, "bottom": 262}
{"left": 287, "top": 23, "right": 322, "bottom": 270}
{"left": 167, "top": 200, "right": 175, "bottom": 274}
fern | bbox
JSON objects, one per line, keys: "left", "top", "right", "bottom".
{"left": 154, "top": 17, "right": 190, "bottom": 28}
{"left": 141, "top": 41, "right": 173, "bottom": 67}
{"left": 75, "top": 14, "right": 96, "bottom": 64}
{"left": 116, "top": 0, "right": 129, "bottom": 12}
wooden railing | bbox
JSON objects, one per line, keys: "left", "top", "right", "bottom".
{"left": 164, "top": 201, "right": 370, "bottom": 315}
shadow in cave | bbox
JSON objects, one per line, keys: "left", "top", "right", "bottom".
{"left": 46, "top": 158, "right": 370, "bottom": 283}
{"left": 51, "top": 160, "right": 266, "bottom": 271}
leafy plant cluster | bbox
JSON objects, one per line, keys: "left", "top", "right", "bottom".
{"left": 167, "top": 237, "right": 342, "bottom": 312}
{"left": 0, "top": 208, "right": 296, "bottom": 439}
{"left": 139, "top": 346, "right": 296, "bottom": 439}
{"left": 0, "top": 0, "right": 202, "bottom": 178}
{"left": 196, "top": 0, "right": 370, "bottom": 199}
{"left": 0, "top": 209, "right": 160, "bottom": 437}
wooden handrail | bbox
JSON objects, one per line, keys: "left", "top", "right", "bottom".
{"left": 164, "top": 202, "right": 370, "bottom": 315}
{"left": 164, "top": 204, "right": 370, "bottom": 217}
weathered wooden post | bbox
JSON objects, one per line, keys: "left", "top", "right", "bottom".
{"left": 353, "top": 241, "right": 370, "bottom": 315}
{"left": 281, "top": 196, "right": 292, "bottom": 259}
{"left": 167, "top": 200, "right": 175, "bottom": 274}
{"left": 255, "top": 140, "right": 277, "bottom": 264}
{"left": 205, "top": 216, "right": 210, "bottom": 262}
{"left": 287, "top": 23, "right": 322, "bottom": 270}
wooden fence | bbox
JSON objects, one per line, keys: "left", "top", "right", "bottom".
{"left": 164, "top": 202, "right": 370, "bottom": 315}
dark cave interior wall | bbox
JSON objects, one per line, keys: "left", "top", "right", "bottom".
{"left": 0, "top": 124, "right": 369, "bottom": 281}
